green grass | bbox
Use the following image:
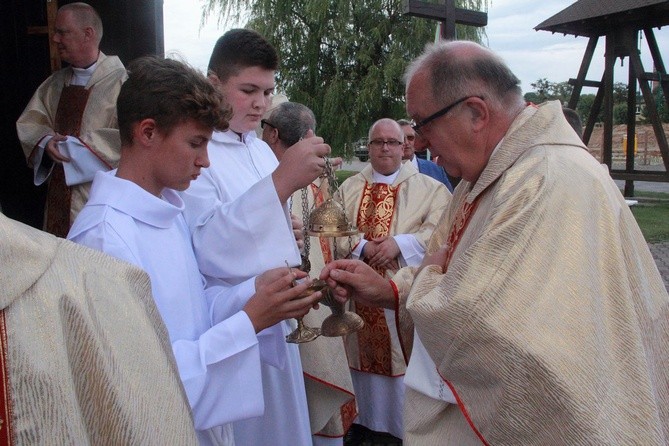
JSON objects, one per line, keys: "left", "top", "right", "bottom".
{"left": 628, "top": 191, "right": 669, "bottom": 243}
{"left": 335, "top": 170, "right": 357, "bottom": 183}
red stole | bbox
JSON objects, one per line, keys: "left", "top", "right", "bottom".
{"left": 45, "top": 85, "right": 92, "bottom": 237}
{"left": 351, "top": 182, "right": 399, "bottom": 375}
{"left": 443, "top": 198, "right": 480, "bottom": 272}
{"left": 0, "top": 310, "right": 13, "bottom": 445}
{"left": 439, "top": 195, "right": 489, "bottom": 445}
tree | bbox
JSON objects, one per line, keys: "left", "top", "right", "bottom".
{"left": 642, "top": 87, "right": 669, "bottom": 123}
{"left": 524, "top": 78, "right": 572, "bottom": 104}
{"left": 613, "top": 102, "right": 628, "bottom": 125}
{"left": 202, "top": 0, "right": 488, "bottom": 154}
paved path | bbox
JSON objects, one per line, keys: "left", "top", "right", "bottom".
{"left": 649, "top": 243, "right": 669, "bottom": 290}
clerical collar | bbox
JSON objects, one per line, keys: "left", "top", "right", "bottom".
{"left": 71, "top": 60, "right": 98, "bottom": 86}
{"left": 372, "top": 168, "right": 400, "bottom": 185}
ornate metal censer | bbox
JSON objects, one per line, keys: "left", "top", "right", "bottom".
{"left": 285, "top": 158, "right": 364, "bottom": 343}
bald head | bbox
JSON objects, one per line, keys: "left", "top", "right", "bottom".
{"left": 403, "top": 40, "right": 526, "bottom": 183}
{"left": 53, "top": 2, "right": 103, "bottom": 67}
{"left": 59, "top": 3, "right": 103, "bottom": 43}
{"left": 367, "top": 118, "right": 404, "bottom": 175}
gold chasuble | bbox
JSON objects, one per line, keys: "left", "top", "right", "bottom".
{"left": 353, "top": 182, "right": 399, "bottom": 375}
{"left": 16, "top": 53, "right": 126, "bottom": 235}
{"left": 0, "top": 214, "right": 197, "bottom": 445}
{"left": 45, "top": 85, "right": 91, "bottom": 237}
{"left": 390, "top": 101, "right": 669, "bottom": 445}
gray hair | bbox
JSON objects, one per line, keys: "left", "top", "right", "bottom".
{"left": 404, "top": 40, "right": 523, "bottom": 110}
{"left": 268, "top": 102, "right": 316, "bottom": 147}
{"left": 60, "top": 2, "right": 104, "bottom": 43}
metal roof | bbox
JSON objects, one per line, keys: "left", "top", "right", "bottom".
{"left": 535, "top": 0, "right": 669, "bottom": 37}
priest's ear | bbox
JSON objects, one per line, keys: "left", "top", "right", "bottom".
{"left": 464, "top": 96, "right": 490, "bottom": 133}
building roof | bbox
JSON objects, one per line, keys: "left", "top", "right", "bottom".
{"left": 535, "top": 0, "right": 669, "bottom": 37}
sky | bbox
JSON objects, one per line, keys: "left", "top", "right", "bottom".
{"left": 163, "top": 0, "right": 669, "bottom": 95}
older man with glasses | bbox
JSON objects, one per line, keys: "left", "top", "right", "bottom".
{"left": 322, "top": 40, "right": 669, "bottom": 445}
{"left": 334, "top": 118, "right": 450, "bottom": 443}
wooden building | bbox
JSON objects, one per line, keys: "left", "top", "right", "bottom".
{"left": 535, "top": 0, "right": 669, "bottom": 196}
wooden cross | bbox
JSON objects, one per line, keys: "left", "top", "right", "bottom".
{"left": 404, "top": 0, "right": 488, "bottom": 40}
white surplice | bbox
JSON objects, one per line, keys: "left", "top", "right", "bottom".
{"left": 181, "top": 130, "right": 312, "bottom": 446}
{"left": 68, "top": 170, "right": 265, "bottom": 446}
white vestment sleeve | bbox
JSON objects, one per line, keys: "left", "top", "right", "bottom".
{"left": 183, "top": 174, "right": 302, "bottom": 282}
{"left": 205, "top": 281, "right": 286, "bottom": 370}
{"left": 352, "top": 238, "right": 366, "bottom": 259}
{"left": 59, "top": 136, "right": 111, "bottom": 185}
{"left": 173, "top": 311, "right": 264, "bottom": 429}
{"left": 403, "top": 330, "right": 456, "bottom": 404}
{"left": 393, "top": 233, "right": 425, "bottom": 267}
{"left": 69, "top": 225, "right": 265, "bottom": 430}
{"left": 32, "top": 136, "right": 54, "bottom": 185}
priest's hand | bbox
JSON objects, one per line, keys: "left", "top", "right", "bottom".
{"left": 291, "top": 213, "right": 305, "bottom": 251}
{"left": 416, "top": 245, "right": 449, "bottom": 276}
{"left": 272, "top": 130, "right": 331, "bottom": 203}
{"left": 45, "top": 133, "right": 70, "bottom": 163}
{"left": 320, "top": 259, "right": 395, "bottom": 309}
{"left": 365, "top": 236, "right": 400, "bottom": 270}
{"left": 246, "top": 267, "right": 322, "bottom": 333}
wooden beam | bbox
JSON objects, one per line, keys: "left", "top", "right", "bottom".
{"left": 567, "top": 36, "right": 598, "bottom": 110}
{"left": 48, "top": 0, "right": 60, "bottom": 72}
{"left": 610, "top": 171, "right": 669, "bottom": 182}
{"left": 629, "top": 47, "right": 669, "bottom": 171}
{"left": 624, "top": 62, "right": 637, "bottom": 197}
{"left": 602, "top": 33, "right": 615, "bottom": 169}
{"left": 582, "top": 73, "right": 605, "bottom": 146}
{"left": 403, "top": 0, "right": 487, "bottom": 26}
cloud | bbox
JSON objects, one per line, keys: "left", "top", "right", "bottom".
{"left": 163, "top": 0, "right": 669, "bottom": 94}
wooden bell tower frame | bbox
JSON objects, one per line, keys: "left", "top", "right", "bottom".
{"left": 536, "top": 1, "right": 669, "bottom": 196}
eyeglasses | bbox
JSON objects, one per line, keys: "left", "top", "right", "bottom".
{"left": 411, "top": 96, "right": 483, "bottom": 135}
{"left": 260, "top": 119, "right": 277, "bottom": 130}
{"left": 368, "top": 139, "right": 403, "bottom": 149}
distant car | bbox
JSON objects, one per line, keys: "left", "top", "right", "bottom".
{"left": 354, "top": 138, "right": 369, "bottom": 162}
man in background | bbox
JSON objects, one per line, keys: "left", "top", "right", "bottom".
{"left": 263, "top": 100, "right": 356, "bottom": 446}
{"left": 335, "top": 118, "right": 450, "bottom": 443}
{"left": 398, "top": 118, "right": 452, "bottom": 191}
{"left": 17, "top": 2, "right": 126, "bottom": 236}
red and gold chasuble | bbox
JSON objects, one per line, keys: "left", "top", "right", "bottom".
{"left": 45, "top": 85, "right": 92, "bottom": 237}
{"left": 351, "top": 182, "right": 400, "bottom": 376}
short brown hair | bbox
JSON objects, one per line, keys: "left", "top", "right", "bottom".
{"left": 118, "top": 56, "right": 230, "bottom": 146}
{"left": 207, "top": 29, "right": 278, "bottom": 82}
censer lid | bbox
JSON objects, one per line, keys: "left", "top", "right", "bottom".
{"left": 307, "top": 198, "right": 358, "bottom": 237}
